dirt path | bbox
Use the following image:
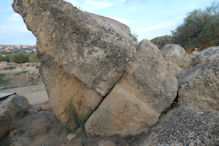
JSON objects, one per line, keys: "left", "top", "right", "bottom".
{"left": 0, "top": 82, "right": 49, "bottom": 105}
{"left": 0, "top": 66, "right": 40, "bottom": 88}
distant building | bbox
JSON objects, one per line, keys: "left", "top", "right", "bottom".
{"left": 0, "top": 45, "right": 37, "bottom": 53}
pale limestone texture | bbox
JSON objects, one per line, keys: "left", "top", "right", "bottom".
{"left": 0, "top": 95, "right": 30, "bottom": 140}
{"left": 178, "top": 60, "right": 219, "bottom": 111}
{"left": 13, "top": 0, "right": 137, "bottom": 96}
{"left": 161, "top": 44, "right": 193, "bottom": 75}
{"left": 193, "top": 46, "right": 219, "bottom": 66}
{"left": 139, "top": 106, "right": 219, "bottom": 146}
{"left": 40, "top": 56, "right": 102, "bottom": 129}
{"left": 85, "top": 40, "right": 178, "bottom": 136}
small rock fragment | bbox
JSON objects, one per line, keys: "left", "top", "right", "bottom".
{"left": 66, "top": 133, "right": 76, "bottom": 141}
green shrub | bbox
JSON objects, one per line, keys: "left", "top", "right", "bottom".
{"left": 151, "top": 35, "right": 173, "bottom": 49}
{"left": 124, "top": 134, "right": 134, "bottom": 141}
{"left": 172, "top": 2, "right": 219, "bottom": 49}
{"left": 0, "top": 55, "right": 9, "bottom": 62}
{"left": 0, "top": 73, "right": 9, "bottom": 85}
{"left": 9, "top": 52, "right": 29, "bottom": 64}
{"left": 29, "top": 53, "right": 40, "bottom": 62}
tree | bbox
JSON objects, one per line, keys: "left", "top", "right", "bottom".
{"left": 29, "top": 53, "right": 40, "bottom": 62}
{"left": 172, "top": 2, "right": 219, "bottom": 50}
{"left": 9, "top": 52, "right": 29, "bottom": 64}
{"left": 0, "top": 55, "right": 9, "bottom": 62}
{"left": 151, "top": 35, "right": 173, "bottom": 49}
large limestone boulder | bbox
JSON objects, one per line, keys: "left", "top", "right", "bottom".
{"left": 193, "top": 46, "right": 219, "bottom": 66}
{"left": 12, "top": 0, "right": 138, "bottom": 132}
{"left": 139, "top": 106, "right": 219, "bottom": 146}
{"left": 40, "top": 55, "right": 102, "bottom": 129}
{"left": 85, "top": 40, "right": 178, "bottom": 136}
{"left": 13, "top": 0, "right": 137, "bottom": 96}
{"left": 177, "top": 46, "right": 219, "bottom": 111}
{"left": 161, "top": 44, "right": 193, "bottom": 75}
{"left": 2, "top": 110, "right": 58, "bottom": 146}
{"left": 0, "top": 95, "right": 30, "bottom": 140}
{"left": 177, "top": 60, "right": 219, "bottom": 111}
{"left": 161, "top": 44, "right": 193, "bottom": 68}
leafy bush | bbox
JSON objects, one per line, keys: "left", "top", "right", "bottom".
{"left": 29, "top": 53, "right": 40, "bottom": 62}
{"left": 172, "top": 2, "right": 219, "bottom": 50}
{"left": 0, "top": 55, "right": 9, "bottom": 62}
{"left": 0, "top": 73, "right": 8, "bottom": 85}
{"left": 151, "top": 35, "right": 173, "bottom": 49}
{"left": 9, "top": 52, "right": 29, "bottom": 64}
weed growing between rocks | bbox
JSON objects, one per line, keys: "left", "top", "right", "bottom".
{"left": 66, "top": 103, "right": 87, "bottom": 145}
{"left": 124, "top": 134, "right": 134, "bottom": 142}
{"left": 66, "top": 103, "right": 86, "bottom": 134}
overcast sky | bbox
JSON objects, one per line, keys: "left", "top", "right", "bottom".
{"left": 0, "top": 0, "right": 215, "bottom": 45}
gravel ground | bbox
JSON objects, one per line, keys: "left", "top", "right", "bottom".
{"left": 0, "top": 82, "right": 48, "bottom": 105}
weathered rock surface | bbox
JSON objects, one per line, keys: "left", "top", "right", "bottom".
{"left": 189, "top": 50, "right": 200, "bottom": 60}
{"left": 177, "top": 46, "right": 219, "bottom": 111}
{"left": 1, "top": 110, "right": 61, "bottom": 146}
{"left": 98, "top": 139, "right": 116, "bottom": 146}
{"left": 193, "top": 46, "right": 219, "bottom": 66}
{"left": 166, "top": 61, "right": 182, "bottom": 77}
{"left": 12, "top": 0, "right": 218, "bottom": 139}
{"left": 85, "top": 40, "right": 178, "bottom": 136}
{"left": 40, "top": 55, "right": 102, "bottom": 129}
{"left": 0, "top": 95, "right": 30, "bottom": 140}
{"left": 139, "top": 106, "right": 219, "bottom": 146}
{"left": 0, "top": 109, "right": 130, "bottom": 146}
{"left": 161, "top": 44, "right": 193, "bottom": 68}
{"left": 161, "top": 44, "right": 193, "bottom": 75}
{"left": 177, "top": 60, "right": 219, "bottom": 111}
{"left": 13, "top": 0, "right": 137, "bottom": 96}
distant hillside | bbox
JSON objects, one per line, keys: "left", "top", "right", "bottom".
{"left": 0, "top": 45, "right": 36, "bottom": 53}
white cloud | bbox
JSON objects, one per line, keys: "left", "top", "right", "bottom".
{"left": 0, "top": 25, "right": 30, "bottom": 33}
{"left": 120, "top": 0, "right": 146, "bottom": 3}
{"left": 137, "top": 22, "right": 177, "bottom": 34}
{"left": 8, "top": 13, "right": 20, "bottom": 22}
{"left": 112, "top": 17, "right": 131, "bottom": 25}
{"left": 138, "top": 32, "right": 168, "bottom": 41}
{"left": 127, "top": 6, "right": 137, "bottom": 11}
{"left": 136, "top": 16, "right": 186, "bottom": 40}
{"left": 0, "top": 25, "right": 35, "bottom": 45}
{"left": 0, "top": 7, "right": 11, "bottom": 12}
{"left": 136, "top": 21, "right": 180, "bottom": 40}
{"left": 162, "top": 5, "right": 198, "bottom": 15}
{"left": 183, "top": 5, "right": 198, "bottom": 12}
